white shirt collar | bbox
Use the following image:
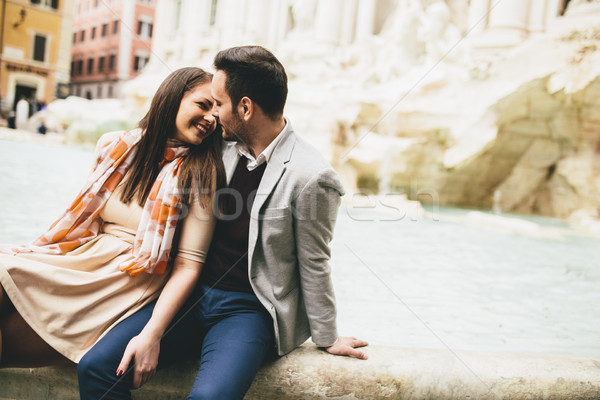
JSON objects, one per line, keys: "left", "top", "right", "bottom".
{"left": 235, "top": 118, "right": 290, "bottom": 171}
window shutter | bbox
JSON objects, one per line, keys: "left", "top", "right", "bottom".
{"left": 33, "top": 35, "right": 46, "bottom": 62}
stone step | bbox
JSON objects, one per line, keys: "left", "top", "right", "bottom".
{"left": 1, "top": 343, "right": 599, "bottom": 399}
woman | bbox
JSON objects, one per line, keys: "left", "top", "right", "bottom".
{"left": 0, "top": 67, "right": 225, "bottom": 374}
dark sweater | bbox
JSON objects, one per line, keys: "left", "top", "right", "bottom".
{"left": 200, "top": 156, "right": 267, "bottom": 293}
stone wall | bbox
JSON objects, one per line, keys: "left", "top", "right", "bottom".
{"left": 1, "top": 344, "right": 600, "bottom": 399}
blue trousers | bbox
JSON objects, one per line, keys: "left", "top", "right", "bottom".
{"left": 78, "top": 284, "right": 275, "bottom": 400}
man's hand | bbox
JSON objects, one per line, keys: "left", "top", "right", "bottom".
{"left": 116, "top": 331, "right": 161, "bottom": 388}
{"left": 325, "top": 336, "right": 369, "bottom": 360}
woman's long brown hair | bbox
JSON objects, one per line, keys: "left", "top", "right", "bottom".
{"left": 120, "top": 67, "right": 225, "bottom": 208}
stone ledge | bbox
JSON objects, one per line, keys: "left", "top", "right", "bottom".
{"left": 1, "top": 344, "right": 599, "bottom": 399}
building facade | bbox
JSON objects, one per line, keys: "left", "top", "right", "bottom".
{"left": 70, "top": 0, "right": 155, "bottom": 99}
{"left": 0, "top": 0, "right": 74, "bottom": 116}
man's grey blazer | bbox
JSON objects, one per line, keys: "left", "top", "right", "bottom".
{"left": 221, "top": 122, "right": 344, "bottom": 356}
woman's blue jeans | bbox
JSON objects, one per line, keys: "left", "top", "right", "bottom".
{"left": 78, "top": 284, "right": 275, "bottom": 400}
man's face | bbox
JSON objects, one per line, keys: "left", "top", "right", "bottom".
{"left": 211, "top": 70, "right": 246, "bottom": 143}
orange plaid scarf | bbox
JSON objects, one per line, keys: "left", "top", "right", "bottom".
{"left": 1, "top": 129, "right": 188, "bottom": 276}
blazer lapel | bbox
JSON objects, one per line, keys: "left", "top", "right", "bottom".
{"left": 247, "top": 129, "right": 297, "bottom": 269}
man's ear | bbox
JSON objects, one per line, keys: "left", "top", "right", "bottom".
{"left": 238, "top": 97, "right": 253, "bottom": 121}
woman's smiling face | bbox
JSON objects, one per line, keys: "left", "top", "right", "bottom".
{"left": 173, "top": 82, "right": 216, "bottom": 145}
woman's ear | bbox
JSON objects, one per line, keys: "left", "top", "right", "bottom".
{"left": 238, "top": 97, "right": 253, "bottom": 121}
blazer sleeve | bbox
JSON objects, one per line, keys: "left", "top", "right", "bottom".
{"left": 292, "top": 168, "right": 344, "bottom": 347}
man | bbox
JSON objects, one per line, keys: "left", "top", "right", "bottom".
{"left": 78, "top": 46, "right": 367, "bottom": 399}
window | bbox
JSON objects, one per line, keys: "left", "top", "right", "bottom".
{"left": 109, "top": 54, "right": 116, "bottom": 70}
{"left": 98, "top": 56, "right": 105, "bottom": 72}
{"left": 108, "top": 85, "right": 113, "bottom": 97}
{"left": 80, "top": 29, "right": 85, "bottom": 42}
{"left": 137, "top": 20, "right": 153, "bottom": 38}
{"left": 76, "top": 86, "right": 81, "bottom": 96}
{"left": 77, "top": 59, "right": 83, "bottom": 75}
{"left": 87, "top": 57, "right": 94, "bottom": 74}
{"left": 134, "top": 55, "right": 149, "bottom": 72}
{"left": 70, "top": 61, "right": 75, "bottom": 76}
{"left": 73, "top": 32, "right": 76, "bottom": 44}
{"left": 91, "top": 26, "right": 96, "bottom": 39}
{"left": 113, "top": 20, "right": 119, "bottom": 35}
{"left": 33, "top": 34, "right": 47, "bottom": 62}
{"left": 30, "top": 0, "right": 58, "bottom": 8}
{"left": 97, "top": 85, "right": 102, "bottom": 98}
{"left": 102, "top": 23, "right": 108, "bottom": 37}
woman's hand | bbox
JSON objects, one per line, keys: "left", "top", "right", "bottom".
{"left": 115, "top": 257, "right": 202, "bottom": 389}
{"left": 325, "top": 336, "right": 369, "bottom": 360}
{"left": 116, "top": 331, "right": 162, "bottom": 389}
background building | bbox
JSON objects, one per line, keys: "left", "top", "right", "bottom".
{"left": 70, "top": 0, "right": 155, "bottom": 99}
{"left": 0, "top": 0, "right": 74, "bottom": 117}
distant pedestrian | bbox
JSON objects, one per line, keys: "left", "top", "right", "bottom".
{"left": 15, "top": 97, "right": 29, "bottom": 130}
{"left": 7, "top": 111, "right": 16, "bottom": 129}
{"left": 37, "top": 121, "right": 47, "bottom": 135}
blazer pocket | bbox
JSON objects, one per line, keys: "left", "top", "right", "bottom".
{"left": 260, "top": 206, "right": 290, "bottom": 220}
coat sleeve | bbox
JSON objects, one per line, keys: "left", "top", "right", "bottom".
{"left": 292, "top": 168, "right": 344, "bottom": 347}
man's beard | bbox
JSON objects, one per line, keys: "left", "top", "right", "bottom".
{"left": 221, "top": 113, "right": 249, "bottom": 145}
{"left": 222, "top": 129, "right": 237, "bottom": 141}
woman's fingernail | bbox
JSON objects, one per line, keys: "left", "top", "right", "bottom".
{"left": 116, "top": 369, "right": 123, "bottom": 377}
